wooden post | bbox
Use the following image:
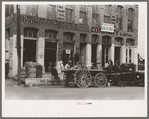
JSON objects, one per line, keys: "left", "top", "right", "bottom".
{"left": 17, "top": 5, "right": 21, "bottom": 85}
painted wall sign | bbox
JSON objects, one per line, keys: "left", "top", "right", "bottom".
{"left": 58, "top": 42, "right": 63, "bottom": 61}
{"left": 20, "top": 15, "right": 89, "bottom": 32}
{"left": 91, "top": 26, "right": 136, "bottom": 38}
{"left": 57, "top": 5, "right": 65, "bottom": 21}
{"left": 101, "top": 22, "right": 114, "bottom": 33}
{"left": 66, "top": 49, "right": 71, "bottom": 54}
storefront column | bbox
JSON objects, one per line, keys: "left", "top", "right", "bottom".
{"left": 120, "top": 45, "right": 126, "bottom": 64}
{"left": 86, "top": 43, "right": 92, "bottom": 67}
{"left": 109, "top": 37, "right": 115, "bottom": 64}
{"left": 9, "top": 34, "right": 18, "bottom": 77}
{"left": 20, "top": 27, "right": 24, "bottom": 67}
{"left": 132, "top": 47, "right": 138, "bottom": 65}
{"left": 36, "top": 37, "right": 45, "bottom": 73}
{"left": 97, "top": 44, "right": 102, "bottom": 64}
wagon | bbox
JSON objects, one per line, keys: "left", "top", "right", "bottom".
{"left": 63, "top": 64, "right": 144, "bottom": 88}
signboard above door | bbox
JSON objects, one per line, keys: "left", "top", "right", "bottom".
{"left": 101, "top": 22, "right": 114, "bottom": 33}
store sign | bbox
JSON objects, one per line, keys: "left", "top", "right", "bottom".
{"left": 66, "top": 49, "right": 71, "bottom": 54}
{"left": 101, "top": 22, "right": 114, "bottom": 33}
{"left": 57, "top": 5, "right": 65, "bottom": 21}
{"left": 91, "top": 26, "right": 136, "bottom": 38}
{"left": 20, "top": 15, "right": 89, "bottom": 32}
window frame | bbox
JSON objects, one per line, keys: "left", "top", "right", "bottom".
{"left": 66, "top": 8, "right": 73, "bottom": 22}
{"left": 80, "top": 11, "right": 87, "bottom": 24}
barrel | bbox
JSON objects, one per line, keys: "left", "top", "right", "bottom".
{"left": 36, "top": 64, "right": 42, "bottom": 78}
{"left": 26, "top": 67, "right": 36, "bottom": 78}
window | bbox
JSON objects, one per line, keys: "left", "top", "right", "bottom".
{"left": 104, "top": 15, "right": 111, "bottom": 23}
{"left": 64, "top": 33, "right": 74, "bottom": 41}
{"left": 92, "top": 35, "right": 98, "bottom": 43}
{"left": 126, "top": 49, "right": 132, "bottom": 63}
{"left": 80, "top": 11, "right": 87, "bottom": 24}
{"left": 128, "top": 19, "right": 133, "bottom": 32}
{"left": 106, "top": 47, "right": 109, "bottom": 63}
{"left": 117, "top": 6, "right": 123, "bottom": 30}
{"left": 117, "top": 5, "right": 123, "bottom": 14}
{"left": 45, "top": 30, "right": 57, "bottom": 40}
{"left": 92, "top": 14, "right": 99, "bottom": 25}
{"left": 24, "top": 28, "right": 38, "bottom": 38}
{"left": 66, "top": 8, "right": 73, "bottom": 22}
{"left": 128, "top": 8, "right": 134, "bottom": 32}
{"left": 129, "top": 49, "right": 131, "bottom": 63}
{"left": 117, "top": 17, "right": 122, "bottom": 30}
{"left": 26, "top": 5, "right": 38, "bottom": 16}
{"left": 47, "top": 5, "right": 56, "bottom": 19}
{"left": 80, "top": 34, "right": 86, "bottom": 42}
{"left": 105, "top": 5, "right": 112, "bottom": 10}
{"left": 5, "top": 4, "right": 14, "bottom": 16}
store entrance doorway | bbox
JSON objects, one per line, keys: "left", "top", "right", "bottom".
{"left": 44, "top": 42, "right": 57, "bottom": 73}
{"left": 80, "top": 43, "right": 86, "bottom": 66}
{"left": 23, "top": 39, "right": 36, "bottom": 66}
{"left": 115, "top": 47, "right": 121, "bottom": 65}
{"left": 92, "top": 44, "right": 97, "bottom": 66}
{"left": 102, "top": 45, "right": 109, "bottom": 67}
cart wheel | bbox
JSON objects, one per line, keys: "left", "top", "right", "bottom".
{"left": 107, "top": 76, "right": 115, "bottom": 86}
{"left": 94, "top": 73, "right": 107, "bottom": 87}
{"left": 133, "top": 73, "right": 143, "bottom": 83}
{"left": 74, "top": 69, "right": 92, "bottom": 88}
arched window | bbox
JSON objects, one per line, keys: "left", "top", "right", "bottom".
{"left": 24, "top": 28, "right": 38, "bottom": 38}
{"left": 128, "top": 8, "right": 134, "bottom": 32}
{"left": 117, "top": 5, "right": 123, "bottom": 30}
{"left": 45, "top": 30, "right": 58, "bottom": 40}
{"left": 64, "top": 32, "right": 74, "bottom": 41}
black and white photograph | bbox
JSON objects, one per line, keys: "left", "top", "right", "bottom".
{"left": 2, "top": 1, "right": 147, "bottom": 117}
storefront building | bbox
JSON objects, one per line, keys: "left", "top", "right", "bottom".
{"left": 5, "top": 4, "right": 138, "bottom": 77}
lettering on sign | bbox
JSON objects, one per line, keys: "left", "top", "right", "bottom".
{"left": 57, "top": 5, "right": 65, "bottom": 21}
{"left": 101, "top": 22, "right": 114, "bottom": 33}
{"left": 20, "top": 15, "right": 89, "bottom": 32}
{"left": 58, "top": 42, "right": 63, "bottom": 61}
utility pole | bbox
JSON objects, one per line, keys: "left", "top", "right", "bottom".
{"left": 17, "top": 5, "right": 21, "bottom": 85}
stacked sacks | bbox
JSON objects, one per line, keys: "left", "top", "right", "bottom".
{"left": 25, "top": 62, "right": 36, "bottom": 78}
{"left": 36, "top": 63, "right": 42, "bottom": 78}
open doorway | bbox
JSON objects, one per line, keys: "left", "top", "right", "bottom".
{"left": 92, "top": 44, "right": 97, "bottom": 66}
{"left": 102, "top": 45, "right": 109, "bottom": 67}
{"left": 44, "top": 42, "right": 57, "bottom": 73}
{"left": 80, "top": 43, "right": 86, "bottom": 66}
{"left": 23, "top": 39, "right": 36, "bottom": 66}
{"left": 115, "top": 47, "right": 121, "bottom": 65}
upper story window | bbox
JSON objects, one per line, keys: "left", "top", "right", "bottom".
{"left": 117, "top": 5, "right": 123, "bottom": 14}
{"left": 105, "top": 5, "right": 112, "bottom": 10}
{"left": 64, "top": 33, "right": 74, "bottom": 41}
{"left": 66, "top": 8, "right": 73, "bottom": 22}
{"left": 104, "top": 15, "right": 111, "bottom": 23}
{"left": 26, "top": 5, "right": 38, "bottom": 16}
{"left": 24, "top": 28, "right": 38, "bottom": 38}
{"left": 127, "top": 8, "right": 134, "bottom": 32}
{"left": 5, "top": 4, "right": 14, "bottom": 17}
{"left": 80, "top": 34, "right": 87, "bottom": 42}
{"left": 47, "top": 5, "right": 56, "bottom": 19}
{"left": 92, "top": 14, "right": 99, "bottom": 25}
{"left": 80, "top": 11, "right": 87, "bottom": 24}
{"left": 45, "top": 30, "right": 57, "bottom": 40}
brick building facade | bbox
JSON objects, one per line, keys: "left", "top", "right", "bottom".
{"left": 5, "top": 4, "right": 138, "bottom": 77}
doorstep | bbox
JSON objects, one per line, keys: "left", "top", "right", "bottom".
{"left": 25, "top": 78, "right": 65, "bottom": 87}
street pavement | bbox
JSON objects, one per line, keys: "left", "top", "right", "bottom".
{"left": 5, "top": 79, "right": 144, "bottom": 100}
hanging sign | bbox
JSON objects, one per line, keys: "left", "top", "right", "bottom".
{"left": 101, "top": 22, "right": 114, "bottom": 32}
{"left": 66, "top": 49, "right": 71, "bottom": 54}
{"left": 57, "top": 5, "right": 65, "bottom": 21}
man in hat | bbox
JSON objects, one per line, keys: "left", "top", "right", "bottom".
{"left": 65, "top": 60, "right": 71, "bottom": 70}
